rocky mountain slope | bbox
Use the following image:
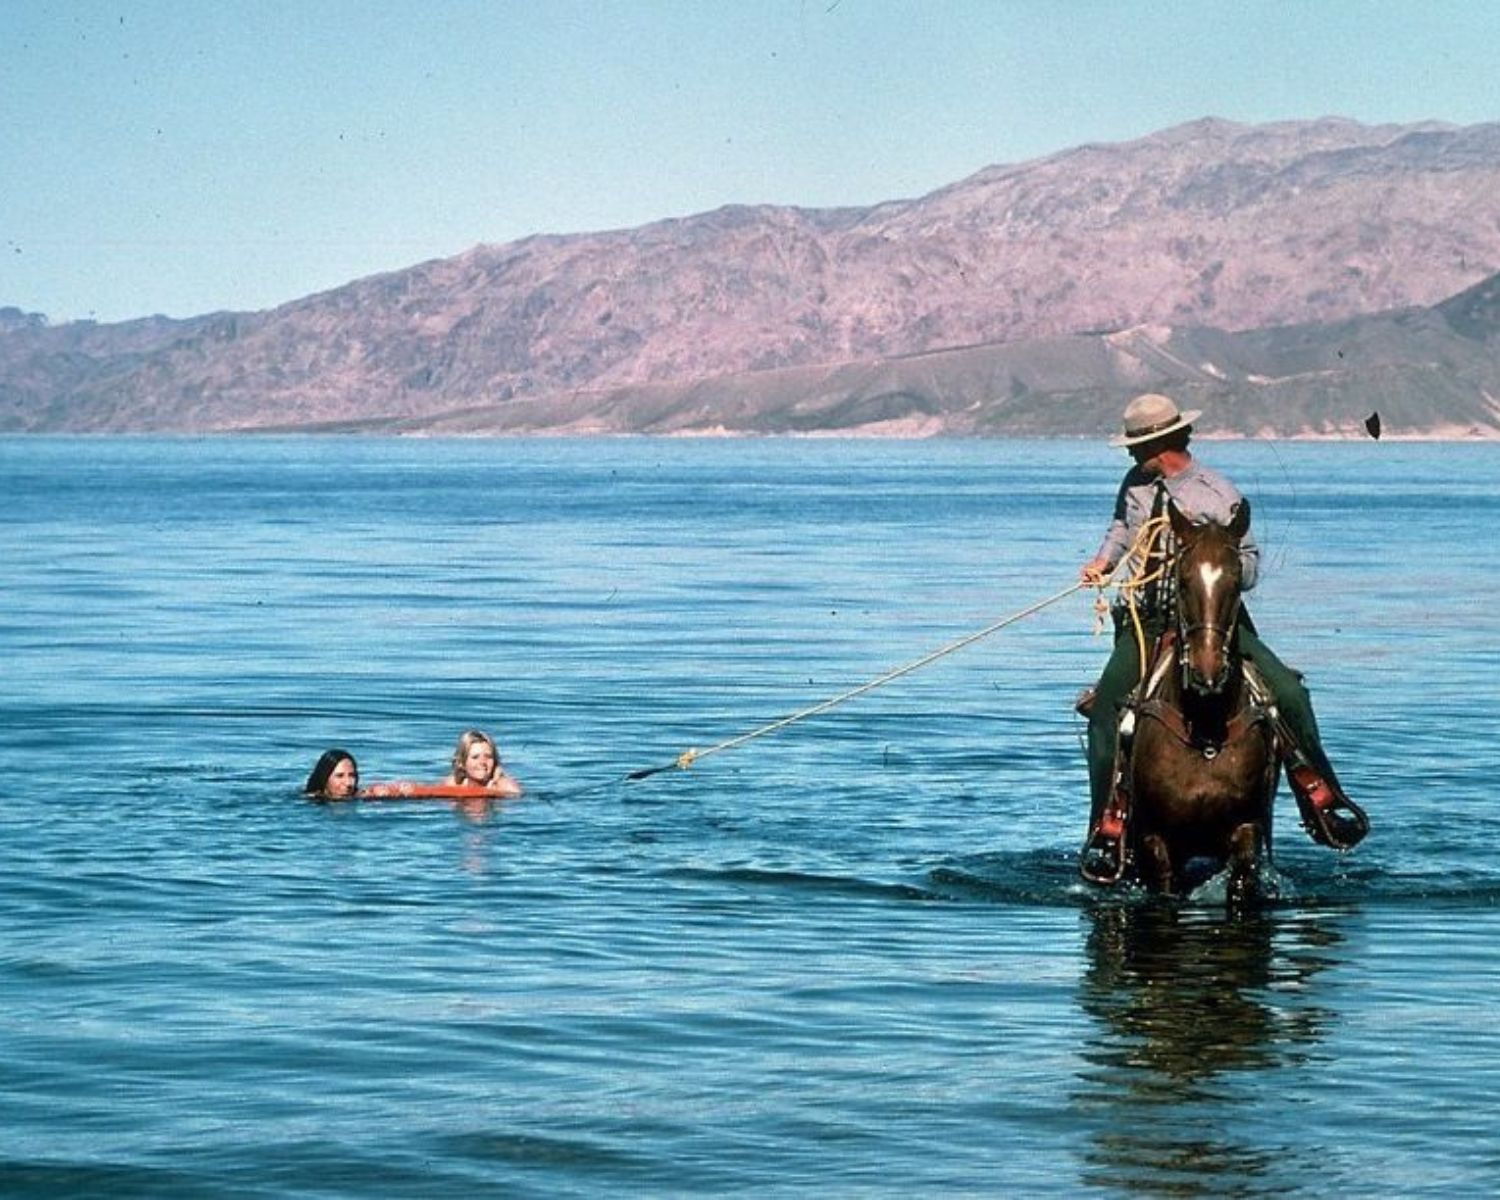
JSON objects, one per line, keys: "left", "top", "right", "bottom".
{"left": 4, "top": 116, "right": 1500, "bottom": 435}
{"left": 357, "top": 268, "right": 1500, "bottom": 440}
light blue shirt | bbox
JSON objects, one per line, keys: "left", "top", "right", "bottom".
{"left": 1094, "top": 458, "right": 1260, "bottom": 593}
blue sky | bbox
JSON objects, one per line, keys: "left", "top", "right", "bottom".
{"left": 4, "top": 1, "right": 1497, "bottom": 323}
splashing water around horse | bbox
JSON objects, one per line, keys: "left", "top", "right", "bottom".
{"left": 1121, "top": 499, "right": 1280, "bottom": 903}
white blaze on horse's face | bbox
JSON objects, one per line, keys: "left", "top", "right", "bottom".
{"left": 1178, "top": 544, "right": 1240, "bottom": 695}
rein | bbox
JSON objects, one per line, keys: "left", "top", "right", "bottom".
{"left": 1174, "top": 550, "right": 1244, "bottom": 692}
{"left": 1162, "top": 535, "right": 1259, "bottom": 752}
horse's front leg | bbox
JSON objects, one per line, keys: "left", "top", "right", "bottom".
{"left": 1139, "top": 834, "right": 1175, "bottom": 895}
{"left": 1226, "top": 821, "right": 1266, "bottom": 909}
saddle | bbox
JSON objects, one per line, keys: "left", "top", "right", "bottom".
{"left": 1079, "top": 635, "right": 1367, "bottom": 884}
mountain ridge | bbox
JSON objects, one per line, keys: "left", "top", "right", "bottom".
{"left": 4, "top": 116, "right": 1500, "bottom": 435}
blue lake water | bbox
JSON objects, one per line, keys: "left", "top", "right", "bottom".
{"left": 2, "top": 435, "right": 1498, "bottom": 1196}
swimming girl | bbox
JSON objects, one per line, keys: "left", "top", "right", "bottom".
{"left": 449, "top": 728, "right": 524, "bottom": 798}
{"left": 305, "top": 748, "right": 359, "bottom": 799}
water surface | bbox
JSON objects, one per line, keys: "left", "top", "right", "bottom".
{"left": 2, "top": 437, "right": 1497, "bottom": 1196}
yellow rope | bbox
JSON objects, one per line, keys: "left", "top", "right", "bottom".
{"left": 1090, "top": 514, "right": 1173, "bottom": 685}
{"left": 631, "top": 517, "right": 1178, "bottom": 783}
{"left": 628, "top": 580, "right": 1087, "bottom": 781}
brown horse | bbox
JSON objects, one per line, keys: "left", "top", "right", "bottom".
{"left": 1123, "top": 499, "right": 1279, "bottom": 903}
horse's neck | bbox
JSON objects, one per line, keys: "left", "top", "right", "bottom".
{"left": 1159, "top": 651, "right": 1246, "bottom": 729}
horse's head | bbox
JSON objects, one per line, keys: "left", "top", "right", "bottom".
{"left": 1168, "top": 497, "right": 1251, "bottom": 696}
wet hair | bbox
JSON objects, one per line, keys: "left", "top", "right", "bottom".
{"left": 305, "top": 748, "right": 357, "bottom": 795}
{"left": 451, "top": 729, "right": 500, "bottom": 783}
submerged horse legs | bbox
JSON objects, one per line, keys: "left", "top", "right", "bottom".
{"left": 1226, "top": 821, "right": 1266, "bottom": 908}
{"left": 1136, "top": 821, "right": 1268, "bottom": 903}
{"left": 1139, "top": 834, "right": 1175, "bottom": 895}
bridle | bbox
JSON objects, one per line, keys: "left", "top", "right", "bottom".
{"left": 1172, "top": 532, "right": 1244, "bottom": 695}
{"left": 1178, "top": 610, "right": 1241, "bottom": 642}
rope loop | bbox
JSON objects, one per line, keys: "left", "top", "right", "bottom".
{"left": 1087, "top": 513, "right": 1174, "bottom": 684}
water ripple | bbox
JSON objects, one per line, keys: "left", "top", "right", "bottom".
{"left": 2, "top": 438, "right": 1499, "bottom": 1194}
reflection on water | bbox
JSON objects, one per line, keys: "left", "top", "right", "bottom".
{"left": 1073, "top": 904, "right": 1341, "bottom": 1194}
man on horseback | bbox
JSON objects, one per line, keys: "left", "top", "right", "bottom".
{"left": 1078, "top": 393, "right": 1367, "bottom": 879}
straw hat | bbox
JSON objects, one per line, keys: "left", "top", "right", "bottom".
{"left": 1109, "top": 393, "right": 1202, "bottom": 448}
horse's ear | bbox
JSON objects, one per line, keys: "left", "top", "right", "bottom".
{"left": 1228, "top": 498, "right": 1251, "bottom": 539}
{"left": 1167, "top": 497, "right": 1196, "bottom": 541}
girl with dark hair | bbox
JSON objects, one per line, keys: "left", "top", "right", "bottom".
{"left": 305, "top": 748, "right": 359, "bottom": 799}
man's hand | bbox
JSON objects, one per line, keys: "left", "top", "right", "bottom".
{"left": 1080, "top": 559, "right": 1110, "bottom": 586}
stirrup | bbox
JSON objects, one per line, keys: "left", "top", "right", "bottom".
{"left": 1289, "top": 765, "right": 1369, "bottom": 850}
{"left": 1080, "top": 807, "right": 1128, "bottom": 884}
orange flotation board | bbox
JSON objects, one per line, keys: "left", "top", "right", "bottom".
{"left": 356, "top": 782, "right": 505, "bottom": 801}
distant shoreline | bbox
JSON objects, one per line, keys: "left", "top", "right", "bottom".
{"left": 4, "top": 427, "right": 1497, "bottom": 442}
